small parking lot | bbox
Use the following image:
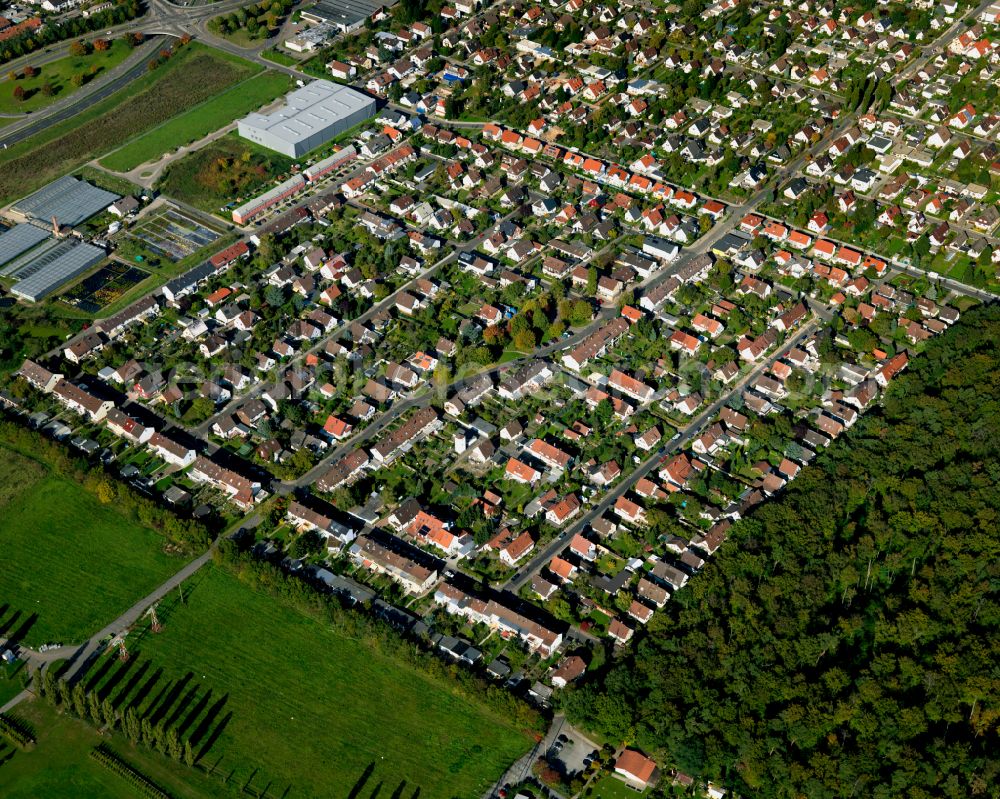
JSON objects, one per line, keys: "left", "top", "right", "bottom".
{"left": 546, "top": 725, "right": 599, "bottom": 778}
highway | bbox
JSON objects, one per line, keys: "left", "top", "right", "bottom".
{"left": 0, "top": 36, "right": 167, "bottom": 149}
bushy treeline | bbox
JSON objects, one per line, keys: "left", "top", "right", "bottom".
{"left": 563, "top": 304, "right": 1000, "bottom": 799}
{"left": 214, "top": 539, "right": 544, "bottom": 735}
{"left": 0, "top": 417, "right": 212, "bottom": 553}
{"left": 37, "top": 670, "right": 198, "bottom": 768}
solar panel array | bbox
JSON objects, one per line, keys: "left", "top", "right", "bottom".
{"left": 0, "top": 223, "right": 51, "bottom": 269}
{"left": 12, "top": 175, "right": 120, "bottom": 227}
{"left": 9, "top": 240, "right": 106, "bottom": 302}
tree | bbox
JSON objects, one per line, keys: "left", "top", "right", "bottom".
{"left": 566, "top": 305, "right": 1000, "bottom": 798}
{"left": 22, "top": 64, "right": 35, "bottom": 79}
{"left": 140, "top": 716, "right": 153, "bottom": 745}
{"left": 41, "top": 82, "right": 54, "bottom": 96}
{"left": 71, "top": 683, "right": 87, "bottom": 718}
{"left": 87, "top": 691, "right": 103, "bottom": 726}
{"left": 289, "top": 529, "right": 323, "bottom": 559}
{"left": 95, "top": 478, "right": 115, "bottom": 504}
{"left": 183, "top": 739, "right": 196, "bottom": 766}
{"left": 571, "top": 300, "right": 593, "bottom": 325}
{"left": 101, "top": 698, "right": 116, "bottom": 729}
{"left": 12, "top": 85, "right": 24, "bottom": 102}
{"left": 166, "top": 727, "right": 183, "bottom": 760}
{"left": 41, "top": 668, "right": 58, "bottom": 702}
{"left": 263, "top": 284, "right": 285, "bottom": 307}
{"left": 71, "top": 72, "right": 85, "bottom": 87}
{"left": 513, "top": 328, "right": 537, "bottom": 351}
{"left": 586, "top": 266, "right": 598, "bottom": 295}
{"left": 93, "top": 38, "right": 110, "bottom": 51}
{"left": 69, "top": 40, "right": 89, "bottom": 57}
{"left": 123, "top": 708, "right": 141, "bottom": 743}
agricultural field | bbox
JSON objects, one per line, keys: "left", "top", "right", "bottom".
{"left": 61, "top": 262, "right": 148, "bottom": 314}
{"left": 75, "top": 565, "right": 537, "bottom": 799}
{"left": 99, "top": 71, "right": 295, "bottom": 173}
{"left": 0, "top": 444, "right": 181, "bottom": 648}
{"left": 157, "top": 134, "right": 294, "bottom": 213}
{"left": 0, "top": 39, "right": 133, "bottom": 115}
{"left": 124, "top": 206, "right": 224, "bottom": 262}
{"left": 0, "top": 44, "right": 261, "bottom": 205}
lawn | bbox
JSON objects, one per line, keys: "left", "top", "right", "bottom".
{"left": 0, "top": 660, "right": 27, "bottom": 707}
{"left": 0, "top": 43, "right": 261, "bottom": 205}
{"left": 0, "top": 445, "right": 182, "bottom": 648}
{"left": 261, "top": 47, "right": 300, "bottom": 67}
{"left": 0, "top": 39, "right": 133, "bottom": 115}
{"left": 589, "top": 774, "right": 649, "bottom": 798}
{"left": 99, "top": 71, "right": 295, "bottom": 173}
{"left": 74, "top": 565, "right": 537, "bottom": 798}
{"left": 157, "top": 133, "right": 294, "bottom": 213}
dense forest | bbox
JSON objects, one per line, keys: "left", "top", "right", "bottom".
{"left": 564, "top": 304, "right": 1000, "bottom": 798}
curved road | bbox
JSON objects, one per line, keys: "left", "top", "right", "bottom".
{"left": 0, "top": 36, "right": 167, "bottom": 149}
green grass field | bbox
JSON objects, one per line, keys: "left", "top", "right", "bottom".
{"left": 590, "top": 775, "right": 650, "bottom": 798}
{"left": 0, "top": 445, "right": 182, "bottom": 648}
{"left": 0, "top": 43, "right": 261, "bottom": 205}
{"left": 69, "top": 565, "right": 536, "bottom": 798}
{"left": 157, "top": 133, "right": 294, "bottom": 213}
{"left": 99, "top": 71, "right": 295, "bottom": 173}
{"left": 0, "top": 40, "right": 133, "bottom": 115}
{"left": 0, "top": 701, "right": 225, "bottom": 799}
{"left": 260, "top": 47, "right": 300, "bottom": 67}
{"left": 0, "top": 660, "right": 27, "bottom": 706}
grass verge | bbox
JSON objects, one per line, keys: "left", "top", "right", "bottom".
{"left": 0, "top": 40, "right": 133, "bottom": 116}
{"left": 99, "top": 71, "right": 295, "bottom": 173}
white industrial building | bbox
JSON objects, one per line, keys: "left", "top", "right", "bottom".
{"left": 237, "top": 80, "right": 375, "bottom": 158}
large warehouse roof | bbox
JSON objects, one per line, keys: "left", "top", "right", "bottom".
{"left": 0, "top": 223, "right": 51, "bottom": 269}
{"left": 239, "top": 81, "right": 373, "bottom": 151}
{"left": 302, "top": 0, "right": 393, "bottom": 29}
{"left": 12, "top": 175, "right": 119, "bottom": 227}
{"left": 9, "top": 240, "right": 106, "bottom": 302}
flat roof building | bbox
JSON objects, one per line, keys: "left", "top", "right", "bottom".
{"left": 9, "top": 239, "right": 106, "bottom": 302}
{"left": 12, "top": 175, "right": 119, "bottom": 227}
{"left": 0, "top": 223, "right": 51, "bottom": 270}
{"left": 300, "top": 0, "right": 394, "bottom": 32}
{"left": 237, "top": 80, "right": 376, "bottom": 158}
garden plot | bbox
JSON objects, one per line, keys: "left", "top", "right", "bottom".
{"left": 127, "top": 207, "right": 223, "bottom": 261}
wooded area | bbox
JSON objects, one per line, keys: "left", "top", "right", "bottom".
{"left": 563, "top": 304, "right": 1000, "bottom": 798}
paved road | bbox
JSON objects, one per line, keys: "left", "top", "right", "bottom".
{"left": 503, "top": 313, "right": 827, "bottom": 593}
{"left": 0, "top": 36, "right": 167, "bottom": 149}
